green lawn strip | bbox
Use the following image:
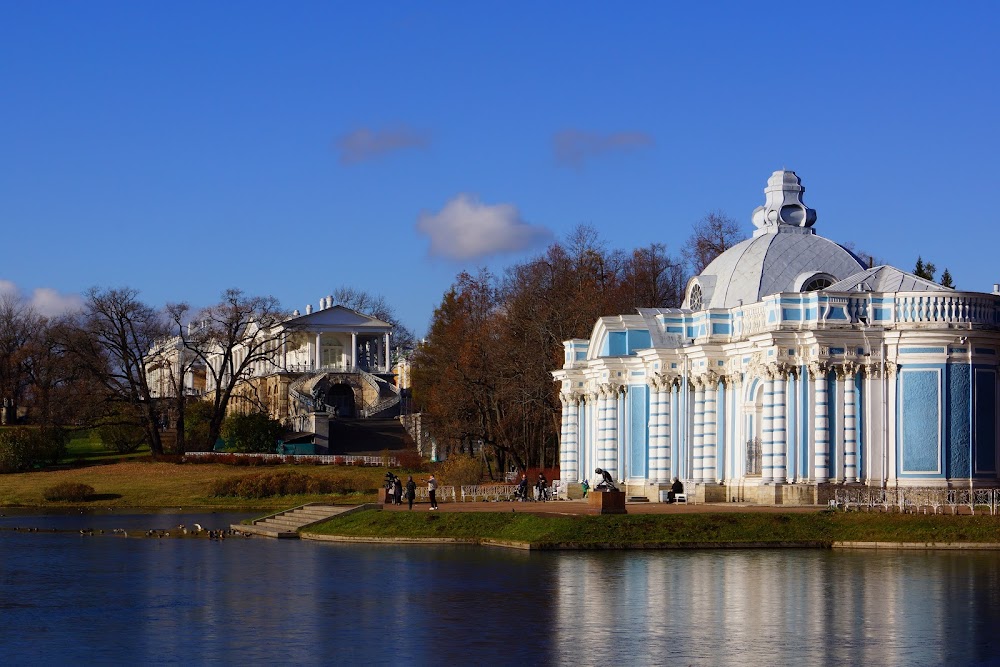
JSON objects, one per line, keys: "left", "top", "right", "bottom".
{"left": 305, "top": 510, "right": 1000, "bottom": 546}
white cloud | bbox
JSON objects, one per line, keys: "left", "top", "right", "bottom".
{"left": 335, "top": 125, "right": 431, "bottom": 165}
{"left": 416, "top": 194, "right": 553, "bottom": 261}
{"left": 0, "top": 280, "right": 83, "bottom": 317}
{"left": 553, "top": 129, "right": 655, "bottom": 167}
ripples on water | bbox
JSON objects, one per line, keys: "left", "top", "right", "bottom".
{"left": 1, "top": 513, "right": 999, "bottom": 666}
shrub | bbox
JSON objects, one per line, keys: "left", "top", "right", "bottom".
{"left": 43, "top": 482, "right": 95, "bottom": 502}
{"left": 0, "top": 426, "right": 68, "bottom": 473}
{"left": 395, "top": 449, "right": 425, "bottom": 471}
{"left": 209, "top": 470, "right": 365, "bottom": 499}
{"left": 439, "top": 454, "right": 485, "bottom": 487}
{"left": 183, "top": 400, "right": 215, "bottom": 452}
{"left": 220, "top": 412, "right": 283, "bottom": 454}
{"left": 98, "top": 422, "right": 147, "bottom": 454}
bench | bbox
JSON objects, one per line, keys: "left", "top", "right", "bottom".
{"left": 674, "top": 493, "right": 688, "bottom": 504}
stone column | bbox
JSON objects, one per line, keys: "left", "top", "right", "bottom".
{"left": 761, "top": 368, "right": 775, "bottom": 483}
{"left": 669, "top": 381, "right": 680, "bottom": 481}
{"left": 384, "top": 333, "right": 391, "bottom": 371}
{"left": 596, "top": 385, "right": 619, "bottom": 480}
{"left": 351, "top": 332, "right": 358, "bottom": 370}
{"left": 660, "top": 377, "right": 673, "bottom": 483}
{"left": 315, "top": 333, "right": 322, "bottom": 370}
{"left": 701, "top": 372, "right": 720, "bottom": 483}
{"left": 810, "top": 362, "right": 831, "bottom": 483}
{"left": 560, "top": 393, "right": 579, "bottom": 487}
{"left": 772, "top": 365, "right": 788, "bottom": 485}
{"left": 692, "top": 379, "right": 706, "bottom": 482}
{"left": 842, "top": 362, "right": 859, "bottom": 483}
{"left": 647, "top": 378, "right": 663, "bottom": 484}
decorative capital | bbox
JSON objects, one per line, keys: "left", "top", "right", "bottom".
{"left": 807, "top": 361, "right": 828, "bottom": 380}
{"left": 836, "top": 361, "right": 858, "bottom": 380}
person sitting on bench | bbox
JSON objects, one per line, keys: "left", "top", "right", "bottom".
{"left": 594, "top": 468, "right": 618, "bottom": 492}
{"left": 667, "top": 477, "right": 684, "bottom": 503}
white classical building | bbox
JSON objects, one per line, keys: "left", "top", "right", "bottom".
{"left": 554, "top": 170, "right": 1000, "bottom": 504}
{"left": 148, "top": 298, "right": 400, "bottom": 452}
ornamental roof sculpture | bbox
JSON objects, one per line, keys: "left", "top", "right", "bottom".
{"left": 683, "top": 170, "right": 866, "bottom": 310}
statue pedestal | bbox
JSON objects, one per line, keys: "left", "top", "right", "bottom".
{"left": 588, "top": 490, "right": 627, "bottom": 514}
{"left": 378, "top": 488, "right": 393, "bottom": 504}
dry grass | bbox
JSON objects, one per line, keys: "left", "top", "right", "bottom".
{"left": 0, "top": 461, "right": 392, "bottom": 509}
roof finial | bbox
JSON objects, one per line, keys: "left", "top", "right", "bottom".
{"left": 751, "top": 170, "right": 817, "bottom": 229}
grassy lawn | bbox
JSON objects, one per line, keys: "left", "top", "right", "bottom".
{"left": 306, "top": 510, "right": 1000, "bottom": 546}
{"left": 0, "top": 460, "right": 398, "bottom": 509}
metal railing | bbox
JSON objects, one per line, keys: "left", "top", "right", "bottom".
{"left": 832, "top": 486, "right": 1000, "bottom": 515}
{"left": 460, "top": 484, "right": 520, "bottom": 502}
{"left": 185, "top": 452, "right": 398, "bottom": 466}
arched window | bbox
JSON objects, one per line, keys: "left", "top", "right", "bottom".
{"left": 802, "top": 276, "right": 833, "bottom": 292}
{"left": 689, "top": 283, "right": 703, "bottom": 311}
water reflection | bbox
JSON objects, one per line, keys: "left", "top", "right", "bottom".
{"left": 1, "top": 522, "right": 999, "bottom": 666}
{"left": 551, "top": 549, "right": 1000, "bottom": 666}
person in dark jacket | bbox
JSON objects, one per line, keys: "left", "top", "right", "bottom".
{"left": 393, "top": 476, "right": 403, "bottom": 505}
{"left": 668, "top": 477, "right": 684, "bottom": 503}
{"left": 405, "top": 476, "right": 417, "bottom": 510}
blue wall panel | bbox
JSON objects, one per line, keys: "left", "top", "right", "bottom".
{"left": 975, "top": 369, "right": 997, "bottom": 474}
{"left": 607, "top": 332, "right": 627, "bottom": 356}
{"left": 628, "top": 385, "right": 648, "bottom": 478}
{"left": 948, "top": 364, "right": 971, "bottom": 479}
{"left": 900, "top": 370, "right": 941, "bottom": 474}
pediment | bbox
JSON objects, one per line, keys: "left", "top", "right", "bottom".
{"left": 284, "top": 305, "right": 392, "bottom": 331}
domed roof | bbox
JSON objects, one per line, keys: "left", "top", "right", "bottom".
{"left": 684, "top": 171, "right": 865, "bottom": 310}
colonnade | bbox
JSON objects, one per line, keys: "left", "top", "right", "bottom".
{"left": 557, "top": 357, "right": 897, "bottom": 493}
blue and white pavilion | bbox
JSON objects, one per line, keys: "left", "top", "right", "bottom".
{"left": 554, "top": 170, "right": 1000, "bottom": 504}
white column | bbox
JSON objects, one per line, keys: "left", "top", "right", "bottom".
{"left": 647, "top": 382, "right": 664, "bottom": 483}
{"left": 351, "top": 332, "right": 358, "bottom": 369}
{"left": 772, "top": 370, "right": 787, "bottom": 484}
{"left": 607, "top": 387, "right": 620, "bottom": 481}
{"left": 761, "top": 372, "right": 775, "bottom": 483}
{"left": 669, "top": 383, "right": 680, "bottom": 481}
{"left": 661, "top": 380, "right": 673, "bottom": 483}
{"left": 811, "top": 362, "right": 830, "bottom": 483}
{"left": 384, "top": 333, "right": 391, "bottom": 371}
{"left": 843, "top": 364, "right": 858, "bottom": 483}
{"left": 702, "top": 376, "right": 718, "bottom": 483}
{"left": 315, "top": 333, "right": 322, "bottom": 370}
{"left": 693, "top": 381, "right": 706, "bottom": 482}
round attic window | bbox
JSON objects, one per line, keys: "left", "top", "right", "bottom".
{"left": 802, "top": 276, "right": 834, "bottom": 292}
{"left": 689, "top": 283, "right": 703, "bottom": 311}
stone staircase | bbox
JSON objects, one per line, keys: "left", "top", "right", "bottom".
{"left": 234, "top": 502, "right": 380, "bottom": 539}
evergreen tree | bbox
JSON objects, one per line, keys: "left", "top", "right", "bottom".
{"left": 914, "top": 256, "right": 936, "bottom": 281}
{"left": 939, "top": 268, "right": 955, "bottom": 289}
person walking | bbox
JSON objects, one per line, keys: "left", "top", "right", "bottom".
{"left": 393, "top": 476, "right": 403, "bottom": 505}
{"left": 405, "top": 476, "right": 416, "bottom": 510}
{"left": 427, "top": 474, "right": 438, "bottom": 510}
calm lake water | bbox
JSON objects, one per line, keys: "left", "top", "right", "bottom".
{"left": 1, "top": 512, "right": 999, "bottom": 666}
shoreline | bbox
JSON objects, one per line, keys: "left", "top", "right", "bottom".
{"left": 300, "top": 532, "right": 1000, "bottom": 551}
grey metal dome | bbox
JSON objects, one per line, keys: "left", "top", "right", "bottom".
{"left": 683, "top": 170, "right": 865, "bottom": 310}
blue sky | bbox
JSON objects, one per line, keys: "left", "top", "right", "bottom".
{"left": 2, "top": 2, "right": 997, "bottom": 336}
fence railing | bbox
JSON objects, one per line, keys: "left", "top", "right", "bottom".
{"left": 185, "top": 452, "right": 398, "bottom": 467}
{"left": 460, "top": 484, "right": 520, "bottom": 502}
{"left": 832, "top": 486, "right": 1000, "bottom": 515}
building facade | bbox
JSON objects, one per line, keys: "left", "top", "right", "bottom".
{"left": 554, "top": 171, "right": 1000, "bottom": 503}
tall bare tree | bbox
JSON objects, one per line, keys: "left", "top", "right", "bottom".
{"left": 169, "top": 289, "right": 286, "bottom": 451}
{"left": 0, "top": 294, "right": 39, "bottom": 424}
{"left": 682, "top": 211, "right": 745, "bottom": 275}
{"left": 69, "top": 287, "right": 168, "bottom": 455}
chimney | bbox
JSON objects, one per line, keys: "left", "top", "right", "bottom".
{"left": 293, "top": 309, "right": 300, "bottom": 317}
{"left": 326, "top": 295, "right": 333, "bottom": 309}
{"left": 306, "top": 304, "right": 313, "bottom": 314}
{"left": 994, "top": 283, "right": 999, "bottom": 295}
{"left": 868, "top": 256, "right": 874, "bottom": 269}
